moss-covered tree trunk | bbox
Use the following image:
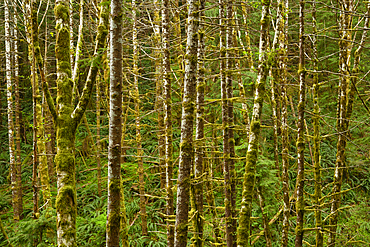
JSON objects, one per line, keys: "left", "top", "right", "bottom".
{"left": 106, "top": 0, "right": 122, "bottom": 245}
{"left": 236, "top": 0, "right": 271, "bottom": 246}
{"left": 311, "top": 1, "right": 323, "bottom": 246}
{"left": 279, "top": 1, "right": 290, "bottom": 246}
{"left": 174, "top": 0, "right": 199, "bottom": 245}
{"left": 38, "top": 0, "right": 109, "bottom": 245}
{"left": 162, "top": 0, "right": 175, "bottom": 245}
{"left": 294, "top": 1, "right": 306, "bottom": 246}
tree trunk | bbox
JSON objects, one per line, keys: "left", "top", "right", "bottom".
{"left": 162, "top": 0, "right": 175, "bottom": 245}
{"left": 106, "top": 0, "right": 123, "bottom": 245}
{"left": 174, "top": 0, "right": 199, "bottom": 245}
{"left": 132, "top": 0, "right": 148, "bottom": 236}
{"left": 311, "top": 1, "right": 323, "bottom": 246}
{"left": 236, "top": 0, "right": 271, "bottom": 246}
{"left": 294, "top": 1, "right": 306, "bottom": 246}
{"left": 5, "top": 0, "right": 20, "bottom": 222}
{"left": 191, "top": 0, "right": 205, "bottom": 245}
{"left": 14, "top": 9, "right": 24, "bottom": 220}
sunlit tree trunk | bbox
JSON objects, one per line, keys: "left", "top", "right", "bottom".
{"left": 295, "top": 1, "right": 306, "bottom": 246}
{"left": 106, "top": 0, "right": 123, "bottom": 245}
{"left": 5, "top": 0, "right": 20, "bottom": 222}
{"left": 162, "top": 0, "right": 175, "bottom": 245}
{"left": 174, "top": 0, "right": 199, "bottom": 245}
{"left": 237, "top": 0, "right": 271, "bottom": 246}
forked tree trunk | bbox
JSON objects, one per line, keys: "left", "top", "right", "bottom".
{"left": 236, "top": 0, "right": 271, "bottom": 246}
{"left": 40, "top": 0, "right": 109, "bottom": 245}
{"left": 174, "top": 0, "right": 199, "bottom": 245}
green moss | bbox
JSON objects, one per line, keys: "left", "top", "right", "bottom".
{"left": 250, "top": 120, "right": 261, "bottom": 134}
{"left": 56, "top": 27, "right": 70, "bottom": 62}
{"left": 54, "top": 3, "right": 69, "bottom": 22}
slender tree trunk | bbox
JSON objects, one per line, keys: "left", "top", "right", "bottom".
{"left": 174, "top": 0, "right": 199, "bottom": 245}
{"left": 14, "top": 9, "right": 24, "bottom": 220}
{"left": 162, "top": 0, "right": 175, "bottom": 245}
{"left": 226, "top": 3, "right": 236, "bottom": 245}
{"left": 96, "top": 74, "right": 102, "bottom": 197}
{"left": 311, "top": 1, "right": 323, "bottom": 246}
{"left": 72, "top": 0, "right": 84, "bottom": 100}
{"left": 236, "top": 0, "right": 271, "bottom": 246}
{"left": 191, "top": 0, "right": 205, "bottom": 245}
{"left": 256, "top": 186, "right": 272, "bottom": 247}
{"left": 5, "top": 0, "right": 20, "bottom": 222}
{"left": 132, "top": 0, "right": 148, "bottom": 236}
{"left": 220, "top": 1, "right": 234, "bottom": 245}
{"left": 280, "top": 1, "right": 290, "bottom": 246}
{"left": 44, "top": 16, "right": 56, "bottom": 181}
{"left": 106, "top": 0, "right": 123, "bottom": 245}
{"left": 295, "top": 1, "right": 306, "bottom": 246}
{"left": 153, "top": 0, "right": 165, "bottom": 191}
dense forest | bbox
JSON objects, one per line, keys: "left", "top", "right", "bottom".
{"left": 0, "top": 0, "right": 370, "bottom": 246}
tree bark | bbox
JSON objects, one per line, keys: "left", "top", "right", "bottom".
{"left": 162, "top": 0, "right": 175, "bottom": 245}
{"left": 174, "top": 0, "right": 199, "bottom": 245}
{"left": 5, "top": 0, "right": 20, "bottom": 222}
{"left": 294, "top": 1, "right": 306, "bottom": 246}
{"left": 106, "top": 0, "right": 123, "bottom": 245}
